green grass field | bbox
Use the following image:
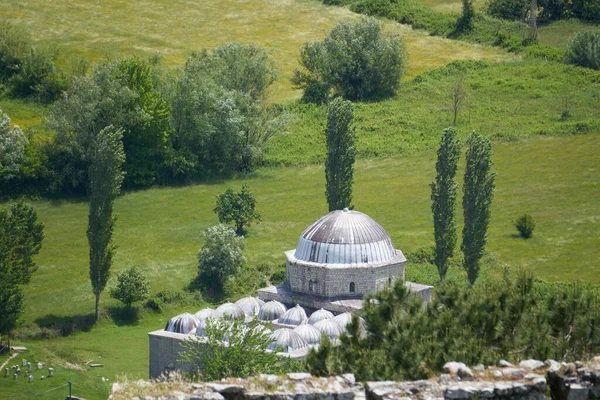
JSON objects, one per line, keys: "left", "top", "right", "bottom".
{"left": 1, "top": 133, "right": 599, "bottom": 399}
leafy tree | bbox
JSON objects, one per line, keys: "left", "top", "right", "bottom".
{"left": 197, "top": 224, "right": 246, "bottom": 292}
{"left": 325, "top": 97, "right": 356, "bottom": 211}
{"left": 214, "top": 185, "right": 261, "bottom": 236}
{"left": 565, "top": 31, "right": 600, "bottom": 70}
{"left": 47, "top": 57, "right": 171, "bottom": 192}
{"left": 0, "top": 201, "right": 44, "bottom": 349}
{"left": 486, "top": 0, "right": 528, "bottom": 20}
{"left": 0, "top": 109, "right": 28, "bottom": 180}
{"left": 110, "top": 267, "right": 150, "bottom": 308}
{"left": 292, "top": 17, "right": 405, "bottom": 102}
{"left": 461, "top": 132, "right": 495, "bottom": 285}
{"left": 88, "top": 125, "right": 125, "bottom": 321}
{"left": 181, "top": 318, "right": 301, "bottom": 381}
{"left": 430, "top": 128, "right": 461, "bottom": 282}
{"left": 168, "top": 44, "right": 286, "bottom": 178}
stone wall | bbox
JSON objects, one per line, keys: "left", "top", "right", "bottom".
{"left": 112, "top": 355, "right": 600, "bottom": 400}
{"left": 285, "top": 250, "right": 405, "bottom": 298}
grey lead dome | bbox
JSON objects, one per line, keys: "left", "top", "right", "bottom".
{"left": 294, "top": 210, "right": 397, "bottom": 264}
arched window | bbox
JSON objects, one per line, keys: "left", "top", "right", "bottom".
{"left": 349, "top": 282, "right": 355, "bottom": 293}
{"left": 309, "top": 280, "right": 314, "bottom": 292}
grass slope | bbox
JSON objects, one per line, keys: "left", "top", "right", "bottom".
{"left": 1, "top": 134, "right": 599, "bottom": 399}
{"left": 266, "top": 60, "right": 600, "bottom": 165}
{"left": 1, "top": 0, "right": 511, "bottom": 106}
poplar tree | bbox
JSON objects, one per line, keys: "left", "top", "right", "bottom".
{"left": 431, "top": 128, "right": 461, "bottom": 282}
{"left": 88, "top": 125, "right": 125, "bottom": 321}
{"left": 461, "top": 132, "right": 495, "bottom": 285}
{"left": 325, "top": 97, "right": 356, "bottom": 211}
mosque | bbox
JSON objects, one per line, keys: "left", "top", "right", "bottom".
{"left": 148, "top": 209, "right": 432, "bottom": 378}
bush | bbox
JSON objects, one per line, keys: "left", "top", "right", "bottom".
{"left": 214, "top": 185, "right": 261, "bottom": 236}
{"left": 110, "top": 267, "right": 150, "bottom": 308}
{"left": 565, "top": 31, "right": 600, "bottom": 70}
{"left": 515, "top": 214, "right": 536, "bottom": 238}
{"left": 197, "top": 225, "right": 246, "bottom": 292}
{"left": 292, "top": 17, "right": 406, "bottom": 102}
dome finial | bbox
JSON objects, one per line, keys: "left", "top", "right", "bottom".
{"left": 343, "top": 207, "right": 349, "bottom": 212}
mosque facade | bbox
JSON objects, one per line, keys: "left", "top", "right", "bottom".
{"left": 148, "top": 209, "right": 433, "bottom": 378}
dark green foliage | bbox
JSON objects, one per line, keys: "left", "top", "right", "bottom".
{"left": 110, "top": 267, "right": 150, "bottom": 308}
{"left": 458, "top": 0, "right": 476, "bottom": 33}
{"left": 462, "top": 133, "right": 496, "bottom": 285}
{"left": 115, "top": 57, "right": 173, "bottom": 187}
{"left": 181, "top": 318, "right": 303, "bottom": 381}
{"left": 515, "top": 214, "right": 536, "bottom": 238}
{"left": 0, "top": 202, "right": 44, "bottom": 339}
{"left": 87, "top": 126, "right": 125, "bottom": 321}
{"left": 431, "top": 128, "right": 461, "bottom": 281}
{"left": 307, "top": 272, "right": 600, "bottom": 381}
{"left": 214, "top": 185, "right": 261, "bottom": 236}
{"left": 538, "top": 0, "right": 600, "bottom": 21}
{"left": 486, "top": 0, "right": 529, "bottom": 20}
{"left": 566, "top": 31, "right": 600, "bottom": 70}
{"left": 292, "top": 17, "right": 406, "bottom": 102}
{"left": 325, "top": 97, "right": 356, "bottom": 211}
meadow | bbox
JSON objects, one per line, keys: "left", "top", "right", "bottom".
{"left": 1, "top": 133, "right": 599, "bottom": 399}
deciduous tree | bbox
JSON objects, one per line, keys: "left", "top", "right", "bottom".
{"left": 110, "top": 267, "right": 150, "bottom": 309}
{"left": 461, "top": 132, "right": 495, "bottom": 285}
{"left": 0, "top": 110, "right": 28, "bottom": 181}
{"left": 214, "top": 185, "right": 260, "bottom": 236}
{"left": 88, "top": 125, "right": 125, "bottom": 321}
{"left": 0, "top": 201, "right": 44, "bottom": 349}
{"left": 431, "top": 128, "right": 461, "bottom": 282}
{"left": 325, "top": 97, "right": 356, "bottom": 211}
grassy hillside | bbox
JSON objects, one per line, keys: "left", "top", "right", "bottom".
{"left": 1, "top": 134, "right": 599, "bottom": 399}
{"left": 0, "top": 0, "right": 511, "bottom": 107}
{"left": 266, "top": 60, "right": 600, "bottom": 165}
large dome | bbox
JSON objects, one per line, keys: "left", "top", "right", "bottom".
{"left": 294, "top": 209, "right": 397, "bottom": 264}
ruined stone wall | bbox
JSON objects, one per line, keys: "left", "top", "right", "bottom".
{"left": 112, "top": 355, "right": 600, "bottom": 400}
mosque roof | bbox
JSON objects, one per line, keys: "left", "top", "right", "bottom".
{"left": 293, "top": 209, "right": 399, "bottom": 264}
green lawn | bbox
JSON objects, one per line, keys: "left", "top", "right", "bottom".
{"left": 537, "top": 19, "right": 600, "bottom": 48}
{"left": 1, "top": 134, "right": 599, "bottom": 399}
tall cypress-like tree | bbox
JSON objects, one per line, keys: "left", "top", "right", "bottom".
{"left": 461, "top": 132, "right": 495, "bottom": 285}
{"left": 325, "top": 97, "right": 356, "bottom": 211}
{"left": 431, "top": 128, "right": 461, "bottom": 282}
{"left": 88, "top": 125, "right": 125, "bottom": 321}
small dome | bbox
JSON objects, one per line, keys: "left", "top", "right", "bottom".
{"left": 268, "top": 328, "right": 308, "bottom": 352}
{"left": 333, "top": 312, "right": 367, "bottom": 332}
{"left": 307, "top": 308, "right": 334, "bottom": 325}
{"left": 314, "top": 319, "right": 344, "bottom": 339}
{"left": 165, "top": 313, "right": 199, "bottom": 334}
{"left": 258, "top": 301, "right": 287, "bottom": 321}
{"left": 277, "top": 305, "right": 308, "bottom": 326}
{"left": 216, "top": 302, "right": 245, "bottom": 320}
{"left": 235, "top": 297, "right": 264, "bottom": 316}
{"left": 294, "top": 210, "right": 397, "bottom": 264}
{"left": 293, "top": 324, "right": 323, "bottom": 345}
{"left": 195, "top": 308, "right": 220, "bottom": 321}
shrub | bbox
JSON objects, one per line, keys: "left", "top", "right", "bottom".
{"left": 565, "top": 31, "right": 600, "bottom": 70}
{"left": 292, "top": 17, "right": 406, "bottom": 102}
{"left": 110, "top": 267, "right": 150, "bottom": 308}
{"left": 197, "top": 225, "right": 246, "bottom": 291}
{"left": 515, "top": 214, "right": 536, "bottom": 238}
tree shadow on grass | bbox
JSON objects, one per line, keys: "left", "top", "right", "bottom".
{"left": 107, "top": 306, "right": 141, "bottom": 326}
{"left": 33, "top": 313, "right": 96, "bottom": 337}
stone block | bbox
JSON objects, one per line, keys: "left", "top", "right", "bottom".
{"left": 567, "top": 384, "right": 589, "bottom": 400}
{"left": 519, "top": 360, "right": 544, "bottom": 370}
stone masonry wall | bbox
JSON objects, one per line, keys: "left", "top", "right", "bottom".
{"left": 111, "top": 355, "right": 600, "bottom": 400}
